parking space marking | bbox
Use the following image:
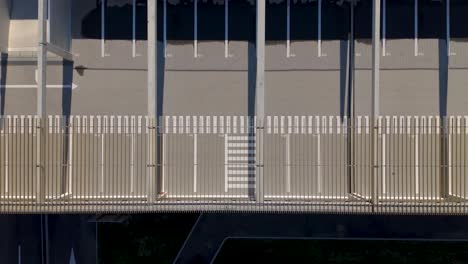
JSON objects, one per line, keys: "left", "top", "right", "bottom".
{"left": 101, "top": 0, "right": 106, "bottom": 57}
{"left": 382, "top": 0, "right": 387, "bottom": 56}
{"left": 414, "top": 0, "right": 419, "bottom": 56}
{"left": 316, "top": 117, "right": 322, "bottom": 193}
{"left": 318, "top": 0, "right": 322, "bottom": 57}
{"left": 68, "top": 118, "right": 73, "bottom": 195}
{"left": 446, "top": 0, "right": 454, "bottom": 56}
{"left": 193, "top": 134, "right": 197, "bottom": 193}
{"left": 194, "top": 0, "right": 198, "bottom": 58}
{"left": 130, "top": 117, "right": 135, "bottom": 193}
{"left": 225, "top": 0, "right": 229, "bottom": 58}
{"left": 286, "top": 0, "right": 291, "bottom": 58}
{"left": 285, "top": 134, "right": 291, "bottom": 192}
{"left": 4, "top": 119, "right": 8, "bottom": 194}
{"left": 132, "top": 0, "right": 137, "bottom": 57}
{"left": 415, "top": 117, "right": 419, "bottom": 195}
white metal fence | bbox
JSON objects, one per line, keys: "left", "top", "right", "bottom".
{"left": 0, "top": 115, "right": 467, "bottom": 214}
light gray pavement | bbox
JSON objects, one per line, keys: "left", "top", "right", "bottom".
{"left": 1, "top": 0, "right": 468, "bottom": 116}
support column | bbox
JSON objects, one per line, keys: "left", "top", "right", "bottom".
{"left": 371, "top": 0, "right": 381, "bottom": 207}
{"left": 37, "top": 0, "right": 48, "bottom": 204}
{"left": 147, "top": 0, "right": 157, "bottom": 203}
{"left": 255, "top": 0, "right": 265, "bottom": 203}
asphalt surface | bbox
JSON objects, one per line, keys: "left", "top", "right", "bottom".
{"left": 2, "top": 0, "right": 468, "bottom": 116}
{"left": 0, "top": 215, "right": 96, "bottom": 264}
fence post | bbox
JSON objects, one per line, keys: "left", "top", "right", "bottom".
{"left": 255, "top": 117, "right": 264, "bottom": 204}
{"left": 36, "top": 117, "right": 46, "bottom": 205}
{"left": 147, "top": 117, "right": 156, "bottom": 204}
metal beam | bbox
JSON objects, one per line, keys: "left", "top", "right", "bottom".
{"left": 46, "top": 43, "right": 74, "bottom": 61}
{"left": 37, "top": 0, "right": 48, "bottom": 205}
{"left": 37, "top": 0, "right": 48, "bottom": 117}
{"left": 371, "top": 0, "right": 381, "bottom": 207}
{"left": 147, "top": 0, "right": 157, "bottom": 203}
{"left": 255, "top": 0, "right": 265, "bottom": 203}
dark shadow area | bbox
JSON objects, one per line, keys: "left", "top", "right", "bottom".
{"left": 8, "top": 0, "right": 37, "bottom": 20}
{"left": 214, "top": 239, "right": 468, "bottom": 264}
{"left": 228, "top": 0, "right": 256, "bottom": 42}
{"left": 354, "top": 0, "right": 371, "bottom": 39}
{"left": 81, "top": 0, "right": 147, "bottom": 40}
{"left": 198, "top": 1, "right": 224, "bottom": 41}
{"left": 0, "top": 53, "right": 7, "bottom": 121}
{"left": 266, "top": 2, "right": 286, "bottom": 41}
{"left": 386, "top": 0, "right": 414, "bottom": 39}
{"left": 48, "top": 215, "right": 97, "bottom": 264}
{"left": 419, "top": 0, "right": 445, "bottom": 39}
{"left": 438, "top": 38, "right": 449, "bottom": 198}
{"left": 98, "top": 214, "right": 199, "bottom": 264}
{"left": 451, "top": 0, "right": 468, "bottom": 38}
{"left": 322, "top": 0, "right": 349, "bottom": 40}
{"left": 438, "top": 39, "right": 448, "bottom": 118}
{"left": 61, "top": 60, "right": 74, "bottom": 195}
{"left": 291, "top": 1, "right": 318, "bottom": 41}
{"left": 174, "top": 213, "right": 468, "bottom": 263}
{"left": 156, "top": 33, "right": 165, "bottom": 194}
{"left": 62, "top": 60, "right": 74, "bottom": 118}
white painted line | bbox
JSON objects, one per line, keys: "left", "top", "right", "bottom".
{"left": 228, "top": 183, "right": 255, "bottom": 189}
{"left": 225, "top": 135, "right": 228, "bottom": 192}
{"left": 286, "top": 0, "right": 291, "bottom": 58}
{"left": 265, "top": 195, "right": 348, "bottom": 199}
{"left": 228, "top": 177, "right": 251, "bottom": 182}
{"left": 100, "top": 133, "right": 104, "bottom": 194}
{"left": 0, "top": 195, "right": 36, "bottom": 199}
{"left": 317, "top": 133, "right": 322, "bottom": 193}
{"left": 415, "top": 117, "right": 419, "bottom": 194}
{"left": 414, "top": 0, "right": 418, "bottom": 56}
{"left": 227, "top": 164, "right": 255, "bottom": 168}
{"left": 228, "top": 170, "right": 254, "bottom": 175}
{"left": 101, "top": 0, "right": 106, "bottom": 57}
{"left": 382, "top": 133, "right": 386, "bottom": 194}
{"left": 130, "top": 131, "right": 135, "bottom": 194}
{"left": 448, "top": 118, "right": 452, "bottom": 195}
{"left": 70, "top": 195, "right": 146, "bottom": 199}
{"left": 194, "top": 0, "right": 198, "bottom": 58}
{"left": 193, "top": 134, "right": 197, "bottom": 193}
{"left": 132, "top": 0, "right": 137, "bottom": 57}
{"left": 225, "top": 0, "right": 229, "bottom": 58}
{"left": 228, "top": 156, "right": 255, "bottom": 162}
{"left": 228, "top": 136, "right": 255, "bottom": 140}
{"left": 318, "top": 0, "right": 322, "bottom": 57}
{"left": 286, "top": 134, "right": 291, "bottom": 193}
{"left": 4, "top": 133, "right": 8, "bottom": 194}
{"left": 162, "top": 134, "right": 167, "bottom": 192}
{"left": 0, "top": 84, "right": 78, "bottom": 89}
{"left": 68, "top": 123, "right": 73, "bottom": 195}
{"left": 69, "top": 247, "right": 76, "bottom": 264}
{"left": 167, "top": 194, "right": 249, "bottom": 199}
{"left": 446, "top": 0, "right": 452, "bottom": 56}
{"left": 382, "top": 0, "right": 387, "bottom": 56}
{"left": 18, "top": 244, "right": 21, "bottom": 264}
{"left": 227, "top": 149, "right": 251, "bottom": 154}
